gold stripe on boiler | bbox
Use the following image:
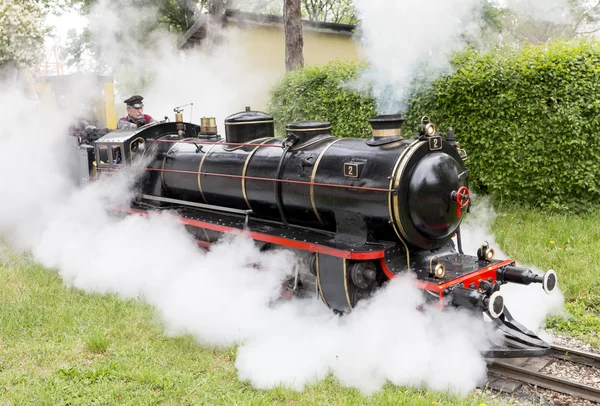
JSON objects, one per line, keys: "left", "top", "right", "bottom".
{"left": 373, "top": 128, "right": 402, "bottom": 137}
{"left": 287, "top": 126, "right": 331, "bottom": 132}
{"left": 310, "top": 138, "right": 343, "bottom": 225}
{"left": 225, "top": 120, "right": 274, "bottom": 125}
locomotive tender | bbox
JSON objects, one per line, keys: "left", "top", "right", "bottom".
{"left": 73, "top": 106, "right": 558, "bottom": 358}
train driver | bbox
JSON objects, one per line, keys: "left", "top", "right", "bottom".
{"left": 117, "top": 95, "right": 157, "bottom": 130}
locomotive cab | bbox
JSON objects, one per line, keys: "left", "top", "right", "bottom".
{"left": 78, "top": 121, "right": 203, "bottom": 182}
{"left": 92, "top": 130, "right": 144, "bottom": 176}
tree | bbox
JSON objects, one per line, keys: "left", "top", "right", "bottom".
{"left": 284, "top": 0, "right": 304, "bottom": 71}
{"left": 233, "top": 0, "right": 356, "bottom": 23}
{"left": 0, "top": 0, "right": 47, "bottom": 84}
{"left": 302, "top": 0, "right": 356, "bottom": 24}
{"left": 159, "top": 0, "right": 204, "bottom": 32}
{"left": 76, "top": 0, "right": 205, "bottom": 33}
{"left": 487, "top": 0, "right": 600, "bottom": 46}
{"left": 62, "top": 0, "right": 204, "bottom": 73}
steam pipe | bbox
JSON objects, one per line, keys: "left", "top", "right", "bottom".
{"left": 274, "top": 134, "right": 299, "bottom": 228}
{"left": 456, "top": 226, "right": 464, "bottom": 254}
{"left": 274, "top": 147, "right": 289, "bottom": 227}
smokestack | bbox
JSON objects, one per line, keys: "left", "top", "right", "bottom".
{"left": 368, "top": 114, "right": 406, "bottom": 139}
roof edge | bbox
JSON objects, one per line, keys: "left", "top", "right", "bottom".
{"left": 179, "top": 8, "right": 356, "bottom": 49}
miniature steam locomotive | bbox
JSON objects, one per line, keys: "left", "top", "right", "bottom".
{"left": 72, "top": 106, "right": 558, "bottom": 358}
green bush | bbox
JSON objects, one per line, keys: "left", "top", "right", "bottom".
{"left": 267, "top": 61, "right": 377, "bottom": 138}
{"left": 408, "top": 39, "right": 600, "bottom": 211}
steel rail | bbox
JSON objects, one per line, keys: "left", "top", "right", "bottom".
{"left": 549, "top": 344, "right": 600, "bottom": 370}
{"left": 487, "top": 345, "right": 600, "bottom": 403}
{"left": 488, "top": 360, "right": 600, "bottom": 402}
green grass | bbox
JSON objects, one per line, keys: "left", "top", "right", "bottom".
{"left": 0, "top": 253, "right": 505, "bottom": 405}
{"left": 491, "top": 204, "right": 600, "bottom": 347}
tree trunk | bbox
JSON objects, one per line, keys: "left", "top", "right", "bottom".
{"left": 208, "top": 0, "right": 224, "bottom": 17}
{"left": 284, "top": 0, "right": 304, "bottom": 71}
{"left": 205, "top": 0, "right": 225, "bottom": 48}
{"left": 177, "top": 0, "right": 197, "bottom": 30}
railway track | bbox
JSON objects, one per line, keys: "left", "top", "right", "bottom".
{"left": 485, "top": 345, "right": 600, "bottom": 403}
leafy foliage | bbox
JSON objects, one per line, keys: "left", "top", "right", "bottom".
{"left": 225, "top": 0, "right": 356, "bottom": 24}
{"left": 407, "top": 38, "right": 600, "bottom": 211}
{"left": 0, "top": 0, "right": 47, "bottom": 69}
{"left": 485, "top": 0, "right": 600, "bottom": 47}
{"left": 267, "top": 60, "right": 376, "bottom": 137}
{"left": 301, "top": 0, "right": 356, "bottom": 24}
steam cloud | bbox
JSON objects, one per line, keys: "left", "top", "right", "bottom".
{"left": 351, "top": 0, "right": 582, "bottom": 113}
{"left": 82, "top": 0, "right": 280, "bottom": 132}
{"left": 504, "top": 0, "right": 574, "bottom": 25}
{"left": 0, "top": 0, "right": 565, "bottom": 398}
{"left": 352, "top": 0, "right": 484, "bottom": 113}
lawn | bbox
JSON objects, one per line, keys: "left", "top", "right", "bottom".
{"left": 1, "top": 203, "right": 598, "bottom": 405}
{"left": 490, "top": 203, "right": 600, "bottom": 347}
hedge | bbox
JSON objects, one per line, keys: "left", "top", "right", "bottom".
{"left": 408, "top": 39, "right": 600, "bottom": 211}
{"left": 267, "top": 60, "right": 376, "bottom": 138}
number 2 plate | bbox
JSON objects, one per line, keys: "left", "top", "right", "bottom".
{"left": 429, "top": 136, "right": 443, "bottom": 151}
{"left": 344, "top": 163, "right": 359, "bottom": 178}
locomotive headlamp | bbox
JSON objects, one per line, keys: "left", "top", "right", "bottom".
{"left": 434, "top": 264, "right": 446, "bottom": 279}
{"left": 429, "top": 256, "right": 446, "bottom": 279}
{"left": 417, "top": 116, "right": 437, "bottom": 136}
{"left": 425, "top": 123, "right": 437, "bottom": 136}
{"left": 477, "top": 241, "right": 495, "bottom": 261}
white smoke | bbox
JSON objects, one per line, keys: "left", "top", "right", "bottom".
{"left": 351, "top": 0, "right": 586, "bottom": 113}
{"left": 235, "top": 273, "right": 495, "bottom": 394}
{"left": 141, "top": 29, "right": 279, "bottom": 132}
{"left": 352, "top": 0, "right": 484, "bottom": 113}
